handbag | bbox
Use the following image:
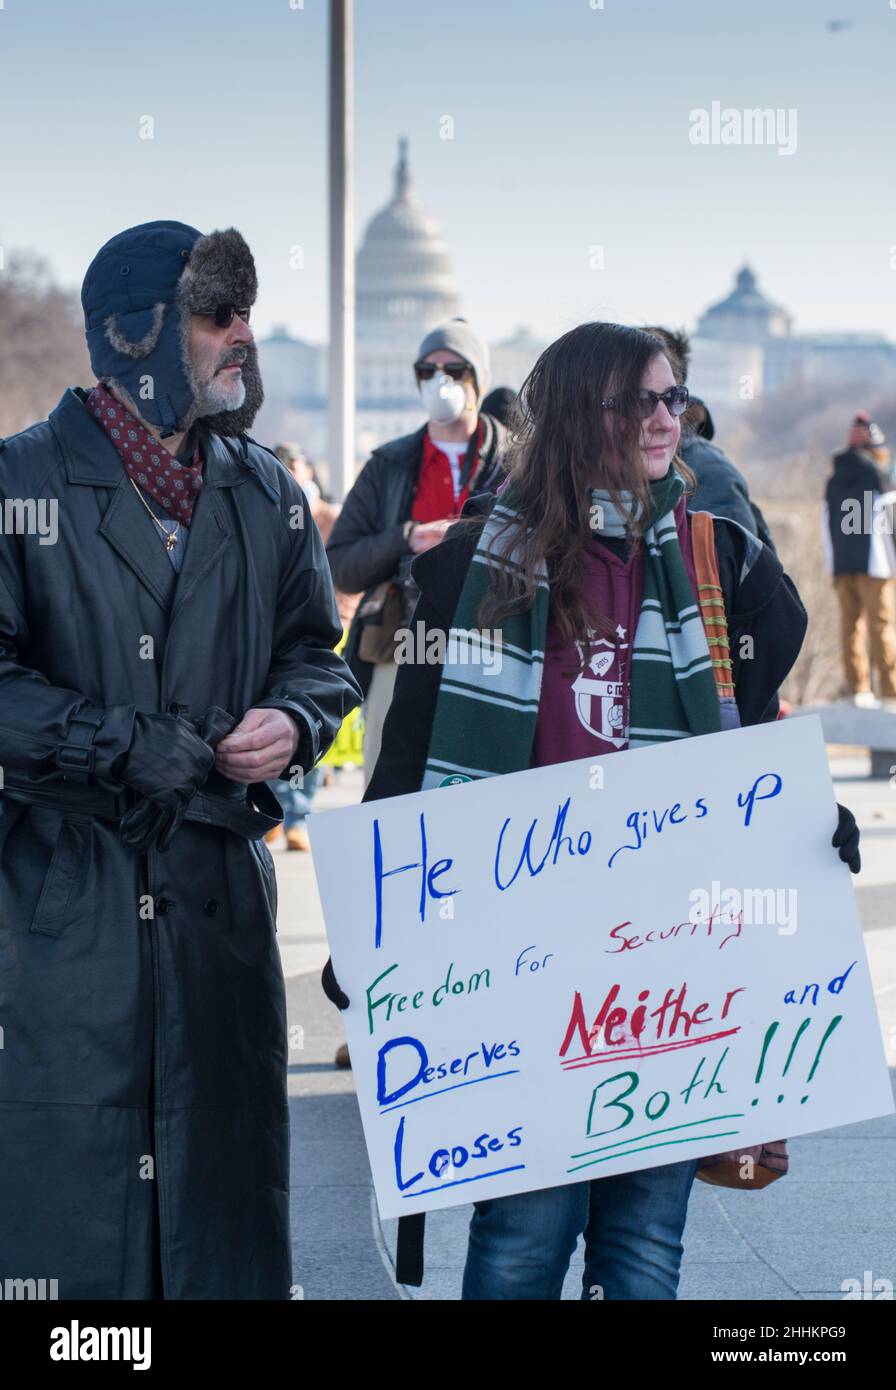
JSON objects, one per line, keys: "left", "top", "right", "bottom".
{"left": 357, "top": 552, "right": 422, "bottom": 665}
{"left": 690, "top": 510, "right": 789, "bottom": 1191}
{"left": 357, "top": 580, "right": 405, "bottom": 665}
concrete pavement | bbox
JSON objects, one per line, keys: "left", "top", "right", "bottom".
{"left": 279, "top": 755, "right": 896, "bottom": 1301}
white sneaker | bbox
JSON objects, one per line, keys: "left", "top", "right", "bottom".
{"left": 879, "top": 697, "right": 896, "bottom": 713}
{"left": 852, "top": 691, "right": 880, "bottom": 709}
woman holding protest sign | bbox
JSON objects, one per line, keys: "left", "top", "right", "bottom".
{"left": 323, "top": 321, "right": 861, "bottom": 1299}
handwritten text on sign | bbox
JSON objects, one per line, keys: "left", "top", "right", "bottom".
{"left": 309, "top": 717, "right": 893, "bottom": 1220}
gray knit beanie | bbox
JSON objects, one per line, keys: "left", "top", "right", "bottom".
{"left": 416, "top": 318, "right": 490, "bottom": 397}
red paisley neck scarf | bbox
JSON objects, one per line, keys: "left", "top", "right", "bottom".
{"left": 87, "top": 384, "right": 203, "bottom": 525}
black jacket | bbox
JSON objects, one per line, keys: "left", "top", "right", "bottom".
{"left": 362, "top": 494, "right": 807, "bottom": 1286}
{"left": 326, "top": 416, "right": 508, "bottom": 698}
{"left": 680, "top": 436, "right": 776, "bottom": 553}
{"left": 825, "top": 448, "right": 892, "bottom": 576}
{"left": 0, "top": 387, "right": 361, "bottom": 1298}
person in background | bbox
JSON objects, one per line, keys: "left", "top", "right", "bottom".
{"left": 275, "top": 442, "right": 336, "bottom": 532}
{"left": 327, "top": 318, "right": 508, "bottom": 787}
{"left": 864, "top": 421, "right": 893, "bottom": 485}
{"left": 823, "top": 412, "right": 896, "bottom": 709}
{"left": 322, "top": 321, "right": 860, "bottom": 1296}
{"left": 264, "top": 443, "right": 360, "bottom": 849}
{"left": 645, "top": 326, "right": 775, "bottom": 550}
{"left": 274, "top": 444, "right": 360, "bottom": 627}
{"left": 481, "top": 385, "right": 518, "bottom": 429}
{"left": 325, "top": 320, "right": 507, "bottom": 1071}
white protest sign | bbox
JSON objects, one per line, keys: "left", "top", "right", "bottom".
{"left": 309, "top": 715, "right": 893, "bottom": 1220}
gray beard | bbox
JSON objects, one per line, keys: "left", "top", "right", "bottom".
{"left": 199, "top": 343, "right": 265, "bottom": 438}
{"left": 199, "top": 371, "right": 247, "bottom": 415}
{"left": 176, "top": 332, "right": 265, "bottom": 439}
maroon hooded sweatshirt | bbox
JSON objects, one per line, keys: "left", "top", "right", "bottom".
{"left": 532, "top": 496, "right": 698, "bottom": 767}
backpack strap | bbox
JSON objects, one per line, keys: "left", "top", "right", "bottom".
{"left": 691, "top": 511, "right": 735, "bottom": 699}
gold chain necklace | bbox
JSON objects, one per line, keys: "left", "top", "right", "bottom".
{"left": 128, "top": 475, "right": 181, "bottom": 552}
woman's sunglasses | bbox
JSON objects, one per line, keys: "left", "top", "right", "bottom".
{"left": 602, "top": 385, "right": 690, "bottom": 419}
{"left": 201, "top": 305, "right": 252, "bottom": 329}
{"left": 414, "top": 361, "right": 471, "bottom": 383}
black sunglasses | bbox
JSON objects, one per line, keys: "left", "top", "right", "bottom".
{"left": 601, "top": 385, "right": 690, "bottom": 419}
{"left": 201, "top": 305, "right": 252, "bottom": 329}
{"left": 414, "top": 361, "right": 471, "bottom": 383}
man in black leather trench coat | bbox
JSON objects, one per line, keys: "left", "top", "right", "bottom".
{"left": 0, "top": 221, "right": 361, "bottom": 1299}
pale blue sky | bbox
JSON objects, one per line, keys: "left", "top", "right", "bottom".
{"left": 0, "top": 0, "right": 893, "bottom": 345}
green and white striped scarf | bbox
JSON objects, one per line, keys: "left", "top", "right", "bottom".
{"left": 422, "top": 469, "right": 721, "bottom": 789}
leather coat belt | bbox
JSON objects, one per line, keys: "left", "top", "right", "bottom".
{"left": 1, "top": 772, "right": 283, "bottom": 842}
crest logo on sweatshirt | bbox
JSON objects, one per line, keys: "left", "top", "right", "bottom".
{"left": 571, "top": 625, "right": 628, "bottom": 748}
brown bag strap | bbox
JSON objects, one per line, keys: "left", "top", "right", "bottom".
{"left": 691, "top": 511, "right": 735, "bottom": 699}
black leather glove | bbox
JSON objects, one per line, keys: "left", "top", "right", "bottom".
{"left": 196, "top": 705, "right": 238, "bottom": 749}
{"left": 116, "top": 712, "right": 216, "bottom": 852}
{"left": 833, "top": 802, "right": 861, "bottom": 874}
{"left": 322, "top": 957, "right": 349, "bottom": 1010}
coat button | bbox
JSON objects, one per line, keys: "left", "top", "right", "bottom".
{"left": 155, "top": 897, "right": 175, "bottom": 915}
{"left": 203, "top": 899, "right": 219, "bottom": 916}
{"left": 119, "top": 264, "right": 131, "bottom": 276}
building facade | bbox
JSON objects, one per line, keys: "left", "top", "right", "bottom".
{"left": 690, "top": 263, "right": 896, "bottom": 409}
{"left": 256, "top": 164, "right": 895, "bottom": 486}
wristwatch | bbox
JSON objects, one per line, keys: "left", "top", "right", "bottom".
{"left": 403, "top": 519, "right": 417, "bottom": 543}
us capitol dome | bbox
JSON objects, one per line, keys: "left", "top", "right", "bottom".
{"left": 259, "top": 137, "right": 497, "bottom": 464}
{"left": 355, "top": 138, "right": 462, "bottom": 449}
{"left": 356, "top": 138, "right": 460, "bottom": 365}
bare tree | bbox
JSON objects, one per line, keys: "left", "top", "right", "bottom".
{"left": 0, "top": 252, "right": 91, "bottom": 437}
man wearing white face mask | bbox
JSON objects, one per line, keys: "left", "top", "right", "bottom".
{"left": 327, "top": 318, "right": 508, "bottom": 790}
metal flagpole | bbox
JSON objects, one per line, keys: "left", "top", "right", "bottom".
{"left": 328, "top": 0, "right": 355, "bottom": 501}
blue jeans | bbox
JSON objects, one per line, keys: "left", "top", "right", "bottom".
{"left": 268, "top": 765, "right": 321, "bottom": 829}
{"left": 462, "top": 1159, "right": 698, "bottom": 1301}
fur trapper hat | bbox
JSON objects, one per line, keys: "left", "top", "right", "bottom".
{"left": 82, "top": 220, "right": 263, "bottom": 438}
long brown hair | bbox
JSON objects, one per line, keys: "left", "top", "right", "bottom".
{"left": 472, "top": 322, "right": 694, "bottom": 649}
